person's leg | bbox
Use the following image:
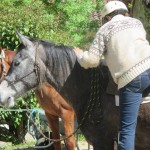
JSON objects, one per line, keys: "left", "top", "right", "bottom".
{"left": 119, "top": 86, "right": 142, "bottom": 150}
{"left": 118, "top": 69, "right": 150, "bottom": 150}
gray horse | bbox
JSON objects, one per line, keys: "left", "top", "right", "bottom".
{"left": 0, "top": 33, "right": 150, "bottom": 150}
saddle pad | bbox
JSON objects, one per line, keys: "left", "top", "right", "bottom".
{"left": 115, "top": 95, "right": 150, "bottom": 106}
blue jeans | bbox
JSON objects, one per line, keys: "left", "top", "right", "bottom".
{"left": 118, "top": 68, "right": 150, "bottom": 150}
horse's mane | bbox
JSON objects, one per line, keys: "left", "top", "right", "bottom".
{"left": 18, "top": 37, "right": 76, "bottom": 68}
{"left": 31, "top": 38, "right": 77, "bottom": 90}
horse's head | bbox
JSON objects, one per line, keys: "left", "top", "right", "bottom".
{"left": 0, "top": 47, "right": 16, "bottom": 82}
{"left": 0, "top": 33, "right": 44, "bottom": 107}
{"left": 0, "top": 32, "right": 77, "bottom": 107}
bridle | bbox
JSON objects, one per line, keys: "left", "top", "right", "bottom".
{"left": 4, "top": 43, "right": 41, "bottom": 92}
{"left": 0, "top": 49, "right": 7, "bottom": 83}
{"left": 5, "top": 63, "right": 40, "bottom": 90}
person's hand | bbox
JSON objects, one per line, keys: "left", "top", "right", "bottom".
{"left": 73, "top": 47, "right": 83, "bottom": 56}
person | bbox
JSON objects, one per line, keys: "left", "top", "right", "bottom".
{"left": 74, "top": 1, "right": 150, "bottom": 150}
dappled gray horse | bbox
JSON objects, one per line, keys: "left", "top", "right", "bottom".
{"left": 0, "top": 33, "right": 150, "bottom": 150}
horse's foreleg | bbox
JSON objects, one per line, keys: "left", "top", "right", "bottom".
{"left": 61, "top": 109, "right": 76, "bottom": 150}
{"left": 45, "top": 112, "right": 62, "bottom": 150}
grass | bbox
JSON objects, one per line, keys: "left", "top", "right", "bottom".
{"left": 0, "top": 141, "right": 36, "bottom": 150}
{"left": 77, "top": 134, "right": 86, "bottom": 141}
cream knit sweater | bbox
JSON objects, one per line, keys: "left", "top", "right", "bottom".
{"left": 77, "top": 15, "right": 150, "bottom": 89}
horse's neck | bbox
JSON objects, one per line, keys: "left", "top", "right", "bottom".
{"left": 44, "top": 46, "right": 77, "bottom": 89}
{"left": 5, "top": 49, "right": 16, "bottom": 65}
{"left": 60, "top": 63, "right": 91, "bottom": 101}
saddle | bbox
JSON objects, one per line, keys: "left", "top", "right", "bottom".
{"left": 106, "top": 71, "right": 150, "bottom": 106}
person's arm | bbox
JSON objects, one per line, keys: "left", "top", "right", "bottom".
{"left": 74, "top": 30, "right": 106, "bottom": 69}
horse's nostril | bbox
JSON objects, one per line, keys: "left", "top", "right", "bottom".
{"left": 7, "top": 96, "right": 15, "bottom": 107}
{"left": 8, "top": 96, "right": 13, "bottom": 102}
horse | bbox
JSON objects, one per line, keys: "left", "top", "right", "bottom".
{"left": 0, "top": 33, "right": 150, "bottom": 150}
{"left": 0, "top": 46, "right": 76, "bottom": 150}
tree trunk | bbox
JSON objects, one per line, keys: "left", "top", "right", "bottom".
{"left": 9, "top": 116, "right": 27, "bottom": 144}
{"left": 132, "top": 0, "right": 150, "bottom": 42}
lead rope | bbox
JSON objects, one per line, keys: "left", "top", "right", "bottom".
{"left": 24, "top": 99, "right": 83, "bottom": 149}
{"left": 34, "top": 42, "right": 43, "bottom": 98}
{"left": 24, "top": 68, "right": 101, "bottom": 149}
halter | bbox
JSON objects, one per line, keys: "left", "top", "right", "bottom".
{"left": 4, "top": 42, "right": 41, "bottom": 93}
{"left": 0, "top": 49, "right": 7, "bottom": 83}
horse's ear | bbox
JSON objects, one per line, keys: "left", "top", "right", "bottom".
{"left": 17, "top": 32, "right": 34, "bottom": 48}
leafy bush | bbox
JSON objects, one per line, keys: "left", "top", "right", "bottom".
{"left": 0, "top": 0, "right": 101, "bottom": 48}
{"left": 0, "top": 92, "right": 39, "bottom": 144}
{"left": 0, "top": 0, "right": 40, "bottom": 49}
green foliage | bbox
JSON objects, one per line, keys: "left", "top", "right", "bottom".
{"left": 0, "top": 92, "right": 39, "bottom": 127}
{"left": 0, "top": 21, "right": 37, "bottom": 50}
{"left": 0, "top": 91, "right": 39, "bottom": 144}
{"left": 57, "top": 1, "right": 96, "bottom": 44}
{"left": 128, "top": 3, "right": 133, "bottom": 9}
{"left": 3, "top": 141, "right": 36, "bottom": 150}
{"left": 0, "top": 0, "right": 40, "bottom": 49}
{"left": 77, "top": 134, "right": 86, "bottom": 141}
{"left": 41, "top": 0, "right": 99, "bottom": 46}
{"left": 0, "top": 0, "right": 101, "bottom": 48}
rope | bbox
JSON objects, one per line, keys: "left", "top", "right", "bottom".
{"left": 23, "top": 68, "right": 103, "bottom": 146}
{"left": 25, "top": 100, "right": 81, "bottom": 142}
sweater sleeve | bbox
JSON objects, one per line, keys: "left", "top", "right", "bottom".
{"left": 77, "top": 30, "right": 106, "bottom": 69}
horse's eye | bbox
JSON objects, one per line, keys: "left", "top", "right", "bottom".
{"left": 14, "top": 61, "right": 20, "bottom": 66}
